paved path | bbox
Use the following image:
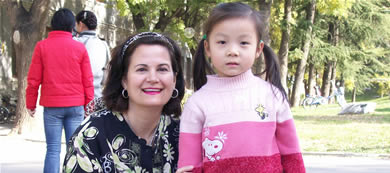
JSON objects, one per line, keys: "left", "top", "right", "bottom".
{"left": 1, "top": 123, "right": 390, "bottom": 173}
{"left": 304, "top": 155, "right": 390, "bottom": 173}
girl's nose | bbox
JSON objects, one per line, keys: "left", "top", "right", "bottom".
{"left": 226, "top": 45, "right": 239, "bottom": 57}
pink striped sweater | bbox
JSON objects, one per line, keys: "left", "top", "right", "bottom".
{"left": 178, "top": 70, "right": 305, "bottom": 173}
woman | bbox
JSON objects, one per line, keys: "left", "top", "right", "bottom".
{"left": 74, "top": 10, "right": 111, "bottom": 98}
{"left": 25, "top": 8, "right": 94, "bottom": 173}
{"left": 63, "top": 32, "right": 185, "bottom": 173}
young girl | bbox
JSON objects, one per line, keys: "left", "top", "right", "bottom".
{"left": 177, "top": 2, "right": 305, "bottom": 173}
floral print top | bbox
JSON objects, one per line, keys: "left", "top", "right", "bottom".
{"left": 63, "top": 109, "right": 180, "bottom": 173}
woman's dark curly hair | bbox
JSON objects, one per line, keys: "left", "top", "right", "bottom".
{"left": 102, "top": 32, "right": 185, "bottom": 117}
{"left": 75, "top": 10, "right": 97, "bottom": 30}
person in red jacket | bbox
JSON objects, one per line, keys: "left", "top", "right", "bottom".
{"left": 25, "top": 8, "right": 94, "bottom": 173}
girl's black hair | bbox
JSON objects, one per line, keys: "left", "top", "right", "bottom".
{"left": 193, "top": 2, "right": 287, "bottom": 100}
{"left": 51, "top": 8, "right": 75, "bottom": 32}
{"left": 102, "top": 32, "right": 185, "bottom": 117}
{"left": 75, "top": 10, "right": 97, "bottom": 30}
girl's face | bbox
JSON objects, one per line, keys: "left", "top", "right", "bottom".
{"left": 205, "top": 17, "right": 263, "bottom": 77}
{"left": 122, "top": 44, "right": 176, "bottom": 110}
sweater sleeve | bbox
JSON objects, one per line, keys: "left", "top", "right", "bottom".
{"left": 276, "top": 98, "right": 306, "bottom": 173}
{"left": 26, "top": 43, "right": 43, "bottom": 110}
{"left": 81, "top": 50, "right": 94, "bottom": 107}
{"left": 178, "top": 97, "right": 204, "bottom": 169}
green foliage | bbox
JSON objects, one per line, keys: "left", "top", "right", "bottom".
{"left": 288, "top": 48, "right": 304, "bottom": 62}
{"left": 340, "top": 0, "right": 390, "bottom": 92}
{"left": 372, "top": 74, "right": 390, "bottom": 97}
{"left": 317, "top": 0, "right": 355, "bottom": 18}
{"left": 109, "top": 0, "right": 225, "bottom": 51}
{"left": 116, "top": 0, "right": 130, "bottom": 16}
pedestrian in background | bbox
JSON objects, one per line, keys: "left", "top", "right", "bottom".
{"left": 25, "top": 8, "right": 94, "bottom": 173}
{"left": 75, "top": 10, "right": 110, "bottom": 98}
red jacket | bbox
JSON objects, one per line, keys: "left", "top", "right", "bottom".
{"left": 26, "top": 31, "right": 94, "bottom": 110}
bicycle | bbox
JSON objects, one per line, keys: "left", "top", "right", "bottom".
{"left": 302, "top": 92, "right": 341, "bottom": 109}
{"left": 0, "top": 94, "right": 17, "bottom": 124}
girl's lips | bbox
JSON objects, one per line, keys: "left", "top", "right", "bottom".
{"left": 227, "top": 62, "right": 239, "bottom": 66}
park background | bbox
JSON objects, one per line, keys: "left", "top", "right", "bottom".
{"left": 0, "top": 0, "right": 389, "bottom": 157}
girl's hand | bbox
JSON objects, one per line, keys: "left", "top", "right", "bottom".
{"left": 176, "top": 165, "right": 194, "bottom": 173}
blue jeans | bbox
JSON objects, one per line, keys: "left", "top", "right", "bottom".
{"left": 43, "top": 106, "right": 84, "bottom": 173}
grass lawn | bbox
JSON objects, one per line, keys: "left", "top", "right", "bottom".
{"left": 293, "top": 95, "right": 390, "bottom": 154}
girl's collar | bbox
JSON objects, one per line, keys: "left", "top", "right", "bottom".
{"left": 204, "top": 69, "right": 256, "bottom": 91}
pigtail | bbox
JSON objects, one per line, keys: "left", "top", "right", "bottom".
{"left": 262, "top": 44, "right": 288, "bottom": 101}
{"left": 193, "top": 39, "right": 213, "bottom": 91}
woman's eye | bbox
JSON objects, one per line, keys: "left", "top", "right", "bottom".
{"left": 136, "top": 68, "right": 147, "bottom": 72}
{"left": 158, "top": 67, "right": 169, "bottom": 72}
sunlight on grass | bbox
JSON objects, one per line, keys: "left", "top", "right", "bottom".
{"left": 293, "top": 96, "right": 390, "bottom": 154}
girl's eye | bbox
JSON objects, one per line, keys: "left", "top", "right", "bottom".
{"left": 241, "top": 41, "right": 249, "bottom": 45}
{"left": 217, "top": 41, "right": 226, "bottom": 44}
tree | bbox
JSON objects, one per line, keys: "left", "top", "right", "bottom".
{"left": 3, "top": 0, "right": 51, "bottom": 134}
{"left": 113, "top": 0, "right": 223, "bottom": 88}
{"left": 278, "top": 0, "right": 292, "bottom": 95}
{"left": 290, "top": 0, "right": 316, "bottom": 107}
{"left": 337, "top": 0, "right": 390, "bottom": 101}
{"left": 252, "top": 0, "right": 273, "bottom": 78}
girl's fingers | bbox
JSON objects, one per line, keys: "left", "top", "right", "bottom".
{"left": 176, "top": 165, "right": 194, "bottom": 173}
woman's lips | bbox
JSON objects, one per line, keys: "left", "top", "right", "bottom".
{"left": 143, "top": 88, "right": 162, "bottom": 95}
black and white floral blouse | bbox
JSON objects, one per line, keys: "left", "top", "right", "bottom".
{"left": 63, "top": 109, "right": 180, "bottom": 173}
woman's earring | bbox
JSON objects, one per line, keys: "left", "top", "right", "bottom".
{"left": 171, "top": 88, "right": 179, "bottom": 98}
{"left": 122, "top": 89, "right": 129, "bottom": 99}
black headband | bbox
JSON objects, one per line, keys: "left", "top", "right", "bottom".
{"left": 120, "top": 32, "right": 173, "bottom": 61}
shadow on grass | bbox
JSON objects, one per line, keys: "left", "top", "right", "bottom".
{"left": 294, "top": 114, "right": 390, "bottom": 124}
{"left": 376, "top": 107, "right": 390, "bottom": 113}
{"left": 358, "top": 145, "right": 390, "bottom": 153}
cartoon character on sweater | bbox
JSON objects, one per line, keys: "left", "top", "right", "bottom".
{"left": 202, "top": 131, "right": 227, "bottom": 161}
{"left": 255, "top": 104, "right": 269, "bottom": 120}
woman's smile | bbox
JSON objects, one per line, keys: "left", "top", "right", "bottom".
{"left": 143, "top": 88, "right": 163, "bottom": 95}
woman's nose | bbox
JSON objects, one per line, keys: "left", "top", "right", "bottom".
{"left": 146, "top": 71, "right": 158, "bottom": 83}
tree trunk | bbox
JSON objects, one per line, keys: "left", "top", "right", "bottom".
{"left": 329, "top": 61, "right": 337, "bottom": 103}
{"left": 131, "top": 4, "right": 145, "bottom": 32}
{"left": 278, "top": 0, "right": 292, "bottom": 95}
{"left": 321, "top": 62, "right": 332, "bottom": 98}
{"left": 352, "top": 87, "right": 356, "bottom": 102}
{"left": 155, "top": 8, "right": 185, "bottom": 32}
{"left": 6, "top": 0, "right": 51, "bottom": 135}
{"left": 258, "top": 0, "right": 273, "bottom": 45}
{"left": 307, "top": 61, "right": 316, "bottom": 96}
{"left": 322, "top": 22, "right": 338, "bottom": 103}
{"left": 253, "top": 0, "right": 273, "bottom": 79}
{"left": 290, "top": 0, "right": 316, "bottom": 107}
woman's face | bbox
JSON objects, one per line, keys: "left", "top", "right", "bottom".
{"left": 122, "top": 44, "right": 176, "bottom": 110}
{"left": 75, "top": 21, "right": 82, "bottom": 33}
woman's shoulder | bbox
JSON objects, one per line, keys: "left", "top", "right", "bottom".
{"left": 163, "top": 114, "right": 180, "bottom": 128}
{"left": 81, "top": 109, "right": 121, "bottom": 129}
